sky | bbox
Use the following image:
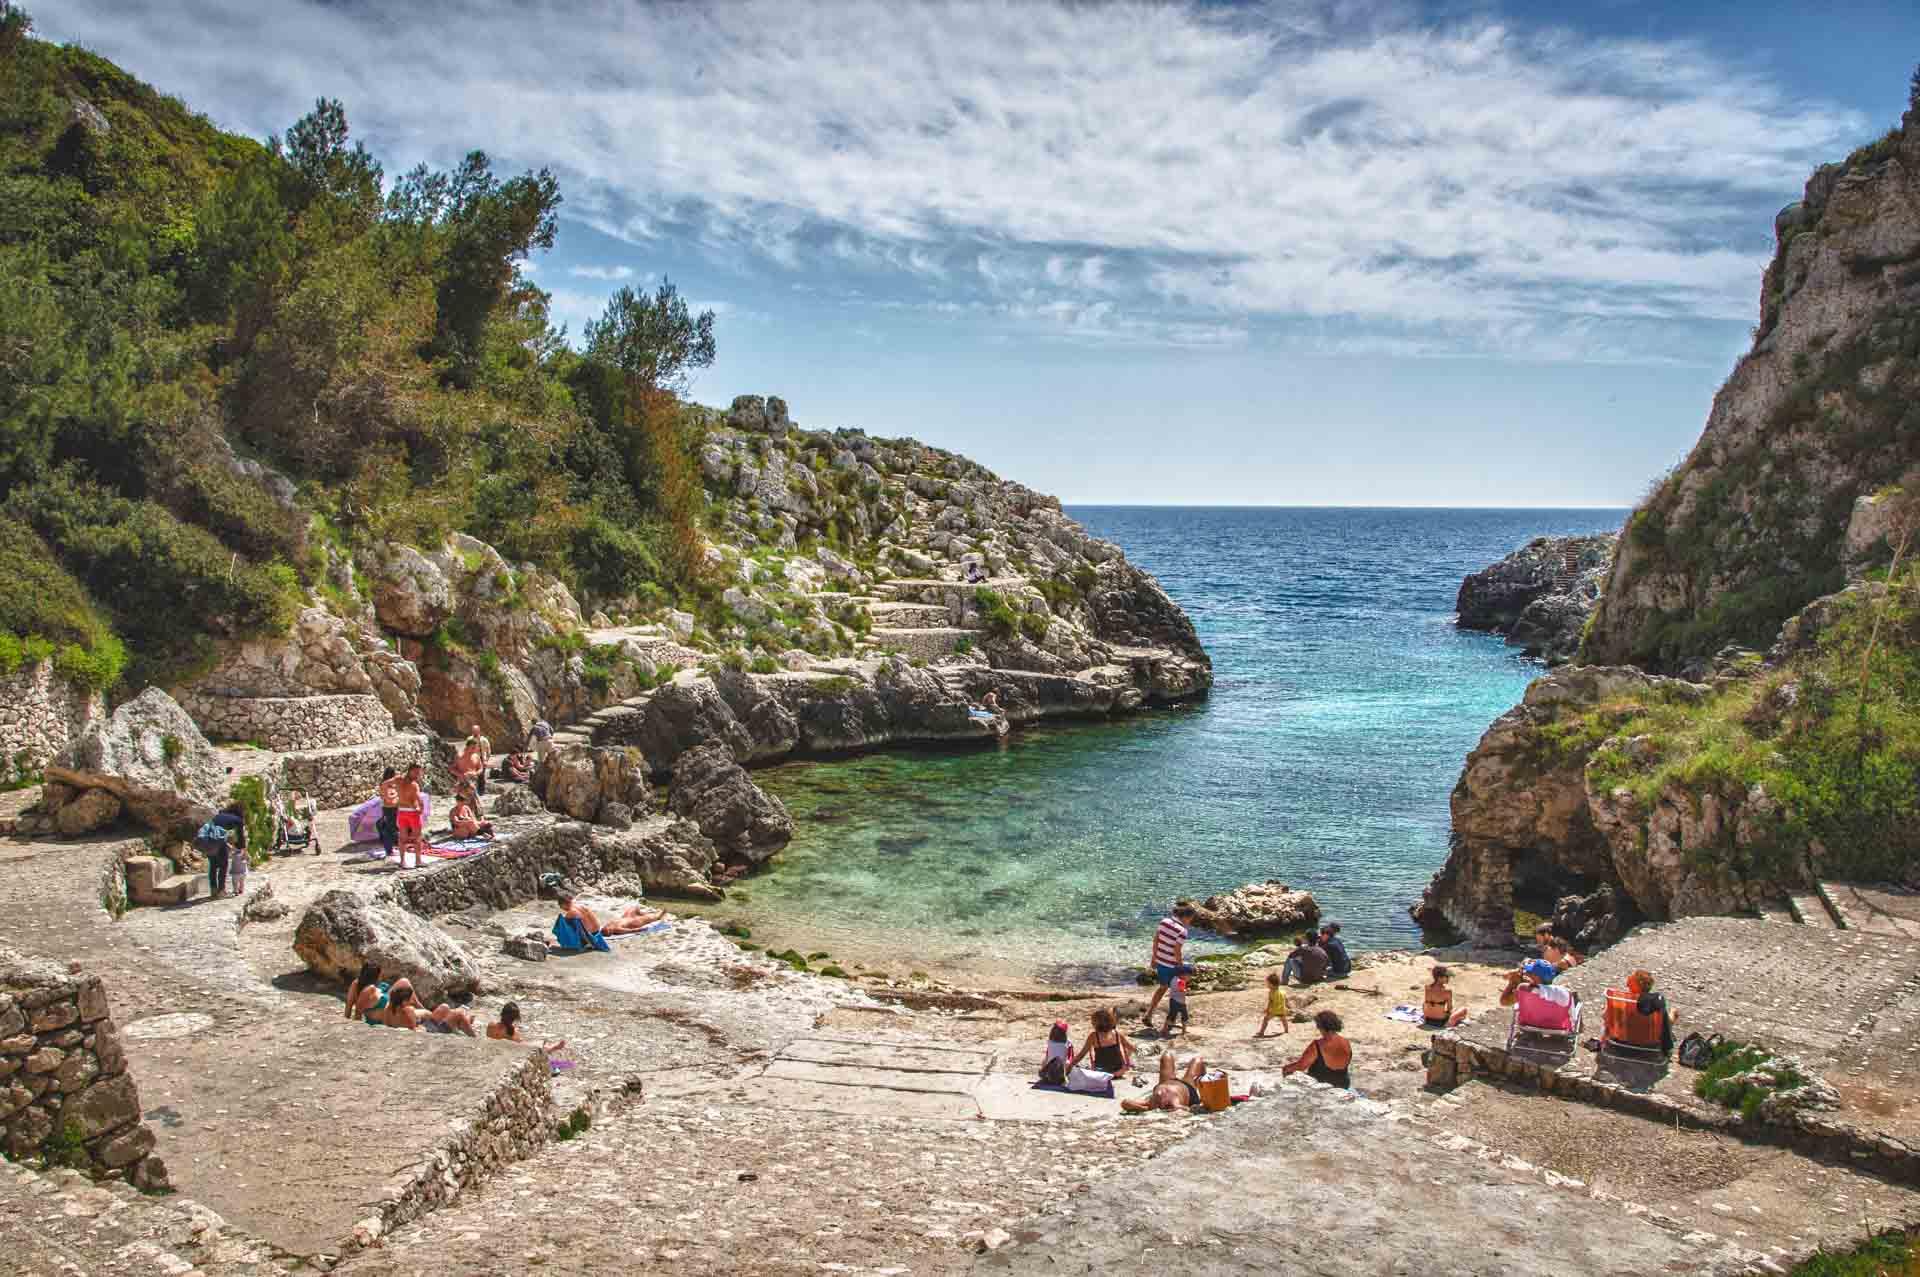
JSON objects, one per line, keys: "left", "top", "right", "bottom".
{"left": 36, "top": 1, "right": 1920, "bottom": 506}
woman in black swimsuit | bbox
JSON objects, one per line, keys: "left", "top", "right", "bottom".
{"left": 1071, "top": 1006, "right": 1136, "bottom": 1076}
{"left": 1283, "top": 1010, "right": 1353, "bottom": 1088}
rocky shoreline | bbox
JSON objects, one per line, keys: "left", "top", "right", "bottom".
{"left": 1453, "top": 533, "right": 1615, "bottom": 666}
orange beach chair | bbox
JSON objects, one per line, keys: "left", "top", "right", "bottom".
{"left": 1600, "top": 988, "right": 1668, "bottom": 1062}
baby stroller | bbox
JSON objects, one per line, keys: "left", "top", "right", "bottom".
{"left": 274, "top": 809, "right": 322, "bottom": 855}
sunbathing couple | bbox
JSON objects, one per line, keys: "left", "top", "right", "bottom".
{"left": 551, "top": 890, "right": 666, "bottom": 950}
{"left": 345, "top": 963, "right": 564, "bottom": 1051}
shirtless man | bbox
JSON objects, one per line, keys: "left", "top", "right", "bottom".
{"left": 1121, "top": 1052, "right": 1209, "bottom": 1114}
{"left": 558, "top": 891, "right": 665, "bottom": 937}
{"left": 392, "top": 764, "right": 426, "bottom": 861}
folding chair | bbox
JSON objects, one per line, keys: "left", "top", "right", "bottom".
{"left": 1506, "top": 984, "right": 1582, "bottom": 1052}
{"left": 1599, "top": 989, "right": 1667, "bottom": 1063}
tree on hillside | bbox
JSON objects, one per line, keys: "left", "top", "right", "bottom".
{"left": 275, "top": 98, "right": 383, "bottom": 221}
{"left": 581, "top": 283, "right": 717, "bottom": 582}
{"left": 0, "top": 3, "right": 31, "bottom": 56}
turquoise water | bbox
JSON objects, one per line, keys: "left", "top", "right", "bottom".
{"left": 741, "top": 507, "right": 1626, "bottom": 983}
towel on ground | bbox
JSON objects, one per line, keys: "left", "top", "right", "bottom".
{"left": 1384, "top": 1005, "right": 1425, "bottom": 1025}
{"left": 552, "top": 914, "right": 611, "bottom": 952}
{"left": 1032, "top": 1079, "right": 1116, "bottom": 1099}
{"left": 423, "top": 837, "right": 492, "bottom": 858}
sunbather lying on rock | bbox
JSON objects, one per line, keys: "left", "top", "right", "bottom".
{"left": 1121, "top": 1052, "right": 1209, "bottom": 1113}
{"left": 486, "top": 1000, "right": 565, "bottom": 1054}
{"left": 364, "top": 978, "right": 478, "bottom": 1035}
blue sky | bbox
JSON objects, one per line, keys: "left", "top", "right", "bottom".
{"left": 39, "top": 1, "right": 1920, "bottom": 506}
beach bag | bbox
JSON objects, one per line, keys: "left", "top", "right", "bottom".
{"left": 1677, "top": 1031, "right": 1721, "bottom": 1069}
{"left": 1039, "top": 1056, "right": 1066, "bottom": 1086}
{"left": 1194, "top": 1069, "right": 1231, "bottom": 1113}
{"left": 1066, "top": 1065, "right": 1112, "bottom": 1094}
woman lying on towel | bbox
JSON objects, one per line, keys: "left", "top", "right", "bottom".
{"left": 554, "top": 893, "right": 667, "bottom": 944}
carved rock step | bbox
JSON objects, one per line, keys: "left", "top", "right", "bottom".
{"left": 869, "top": 627, "right": 976, "bottom": 661}
{"left": 125, "top": 856, "right": 206, "bottom": 907}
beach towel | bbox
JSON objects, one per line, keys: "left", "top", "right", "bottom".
{"left": 551, "top": 914, "right": 611, "bottom": 953}
{"left": 1032, "top": 1078, "right": 1115, "bottom": 1099}
{"left": 423, "top": 837, "right": 493, "bottom": 858}
{"left": 348, "top": 796, "right": 384, "bottom": 845}
{"left": 1384, "top": 1005, "right": 1425, "bottom": 1025}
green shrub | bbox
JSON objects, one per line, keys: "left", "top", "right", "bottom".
{"left": 749, "top": 654, "right": 779, "bottom": 675}
{"left": 1693, "top": 1039, "right": 1811, "bottom": 1121}
{"left": 1018, "top": 612, "right": 1049, "bottom": 643}
{"left": 228, "top": 775, "right": 275, "bottom": 864}
{"left": 973, "top": 587, "right": 1018, "bottom": 639}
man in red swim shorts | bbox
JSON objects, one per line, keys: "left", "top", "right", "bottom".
{"left": 392, "top": 763, "right": 426, "bottom": 861}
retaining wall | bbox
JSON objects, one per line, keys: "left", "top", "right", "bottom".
{"left": 0, "top": 947, "right": 168, "bottom": 1191}
{"left": 176, "top": 691, "right": 393, "bottom": 752}
{"left": 280, "top": 734, "right": 433, "bottom": 809}
{"left": 0, "top": 660, "right": 103, "bottom": 775}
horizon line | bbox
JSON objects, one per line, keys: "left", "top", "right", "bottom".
{"left": 1057, "top": 502, "right": 1632, "bottom": 512}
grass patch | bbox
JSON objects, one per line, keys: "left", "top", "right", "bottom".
{"left": 1789, "top": 1230, "right": 1920, "bottom": 1276}
{"left": 1693, "top": 1039, "right": 1813, "bottom": 1121}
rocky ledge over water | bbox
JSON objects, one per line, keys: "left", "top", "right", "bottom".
{"left": 1455, "top": 534, "right": 1616, "bottom": 666}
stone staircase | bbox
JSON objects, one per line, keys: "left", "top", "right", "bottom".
{"left": 124, "top": 853, "right": 206, "bottom": 906}
{"left": 1757, "top": 883, "right": 1847, "bottom": 929}
{"left": 1549, "top": 547, "right": 1582, "bottom": 593}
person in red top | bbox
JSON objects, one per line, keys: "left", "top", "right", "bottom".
{"left": 1143, "top": 901, "right": 1196, "bottom": 1027}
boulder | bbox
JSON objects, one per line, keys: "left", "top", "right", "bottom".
{"left": 667, "top": 743, "right": 794, "bottom": 864}
{"left": 533, "top": 744, "right": 651, "bottom": 824}
{"left": 292, "top": 888, "right": 480, "bottom": 1005}
{"left": 239, "top": 880, "right": 290, "bottom": 926}
{"left": 53, "top": 788, "right": 121, "bottom": 836}
{"left": 45, "top": 688, "right": 225, "bottom": 834}
{"left": 1191, "top": 880, "right": 1320, "bottom": 936}
{"left": 490, "top": 784, "right": 546, "bottom": 816}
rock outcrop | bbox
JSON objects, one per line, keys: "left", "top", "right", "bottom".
{"left": 665, "top": 743, "right": 794, "bottom": 864}
{"left": 292, "top": 888, "right": 482, "bottom": 1004}
{"left": 32, "top": 689, "right": 225, "bottom": 837}
{"left": 1191, "top": 881, "right": 1320, "bottom": 936}
{"left": 1583, "top": 105, "right": 1920, "bottom": 672}
{"left": 531, "top": 744, "right": 651, "bottom": 825}
{"left": 391, "top": 817, "right": 727, "bottom": 914}
{"left": 1455, "top": 534, "right": 1615, "bottom": 665}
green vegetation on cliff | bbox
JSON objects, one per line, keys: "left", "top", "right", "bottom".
{"left": 0, "top": 14, "right": 715, "bottom": 690}
{"left": 1572, "top": 563, "right": 1920, "bottom": 886}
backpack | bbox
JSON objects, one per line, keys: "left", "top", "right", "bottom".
{"left": 1677, "top": 1031, "right": 1721, "bottom": 1069}
{"left": 196, "top": 819, "right": 229, "bottom": 845}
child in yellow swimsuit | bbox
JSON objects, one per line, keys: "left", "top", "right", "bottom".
{"left": 1258, "top": 970, "right": 1290, "bottom": 1036}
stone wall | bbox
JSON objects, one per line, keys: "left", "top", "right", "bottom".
{"left": 0, "top": 947, "right": 167, "bottom": 1191}
{"left": 351, "top": 1047, "right": 551, "bottom": 1250}
{"left": 0, "top": 660, "right": 104, "bottom": 774}
{"left": 280, "top": 734, "right": 433, "bottom": 809}
{"left": 176, "top": 691, "right": 394, "bottom": 752}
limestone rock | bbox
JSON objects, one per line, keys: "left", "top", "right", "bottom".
{"left": 292, "top": 888, "right": 481, "bottom": 1005}
{"left": 1192, "top": 881, "right": 1320, "bottom": 936}
{"left": 667, "top": 744, "right": 794, "bottom": 864}
{"left": 502, "top": 935, "right": 548, "bottom": 962}
{"left": 45, "top": 688, "right": 224, "bottom": 834}
{"left": 53, "top": 788, "right": 121, "bottom": 836}
{"left": 490, "top": 784, "right": 546, "bottom": 816}
{"left": 371, "top": 543, "right": 455, "bottom": 637}
{"left": 239, "top": 880, "right": 290, "bottom": 925}
{"left": 1455, "top": 534, "right": 1616, "bottom": 665}
{"left": 533, "top": 744, "right": 651, "bottom": 824}
{"left": 63, "top": 1072, "right": 140, "bottom": 1140}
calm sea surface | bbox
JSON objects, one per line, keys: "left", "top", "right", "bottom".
{"left": 731, "top": 507, "right": 1625, "bottom": 982}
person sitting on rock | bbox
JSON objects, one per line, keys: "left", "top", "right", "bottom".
{"left": 1121, "top": 1052, "right": 1210, "bottom": 1113}
{"left": 345, "top": 961, "right": 387, "bottom": 1021}
{"left": 1422, "top": 965, "right": 1470, "bottom": 1029}
{"left": 1280, "top": 931, "right": 1328, "bottom": 987}
{"left": 1282, "top": 1011, "right": 1353, "bottom": 1088}
{"left": 1318, "top": 921, "right": 1351, "bottom": 978}
{"left": 1069, "top": 1006, "right": 1134, "bottom": 1077}
{"left": 486, "top": 1001, "right": 565, "bottom": 1054}
{"left": 502, "top": 750, "right": 534, "bottom": 783}
{"left": 448, "top": 794, "right": 495, "bottom": 841}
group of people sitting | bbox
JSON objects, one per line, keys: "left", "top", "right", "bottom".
{"left": 1498, "top": 924, "right": 1677, "bottom": 1057}
{"left": 343, "top": 960, "right": 564, "bottom": 1053}
{"left": 1279, "top": 921, "right": 1352, "bottom": 986}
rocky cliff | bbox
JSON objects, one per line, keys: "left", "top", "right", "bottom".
{"left": 1584, "top": 102, "right": 1920, "bottom": 674}
{"left": 1421, "top": 90, "right": 1920, "bottom": 945}
{"left": 1455, "top": 534, "right": 1616, "bottom": 665}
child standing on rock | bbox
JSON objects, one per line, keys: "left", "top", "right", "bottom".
{"left": 1258, "top": 971, "right": 1290, "bottom": 1037}
{"left": 1165, "top": 974, "right": 1192, "bottom": 1034}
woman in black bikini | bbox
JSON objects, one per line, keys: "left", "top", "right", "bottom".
{"left": 1069, "top": 1006, "right": 1135, "bottom": 1076}
{"left": 1283, "top": 1010, "right": 1353, "bottom": 1088}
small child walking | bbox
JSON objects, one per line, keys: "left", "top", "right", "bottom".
{"left": 1164, "top": 975, "right": 1191, "bottom": 1034}
{"left": 1258, "top": 970, "right": 1290, "bottom": 1037}
{"left": 227, "top": 840, "right": 249, "bottom": 896}
{"left": 1038, "top": 1019, "right": 1072, "bottom": 1085}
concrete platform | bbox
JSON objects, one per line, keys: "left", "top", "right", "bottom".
{"left": 979, "top": 1082, "right": 1765, "bottom": 1275}
{"left": 1445, "top": 916, "right": 1920, "bottom": 1154}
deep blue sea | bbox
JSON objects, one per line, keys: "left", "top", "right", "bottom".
{"left": 729, "top": 507, "right": 1626, "bottom": 982}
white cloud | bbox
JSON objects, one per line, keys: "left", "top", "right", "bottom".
{"left": 38, "top": 0, "right": 1866, "bottom": 358}
{"left": 568, "top": 264, "right": 635, "bottom": 281}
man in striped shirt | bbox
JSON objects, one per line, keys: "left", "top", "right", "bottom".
{"left": 1144, "top": 902, "right": 1197, "bottom": 1027}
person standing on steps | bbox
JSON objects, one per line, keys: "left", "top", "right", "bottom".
{"left": 1144, "top": 901, "right": 1197, "bottom": 1027}
{"left": 529, "top": 717, "right": 554, "bottom": 766}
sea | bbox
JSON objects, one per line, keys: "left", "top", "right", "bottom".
{"left": 718, "top": 507, "right": 1626, "bottom": 984}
